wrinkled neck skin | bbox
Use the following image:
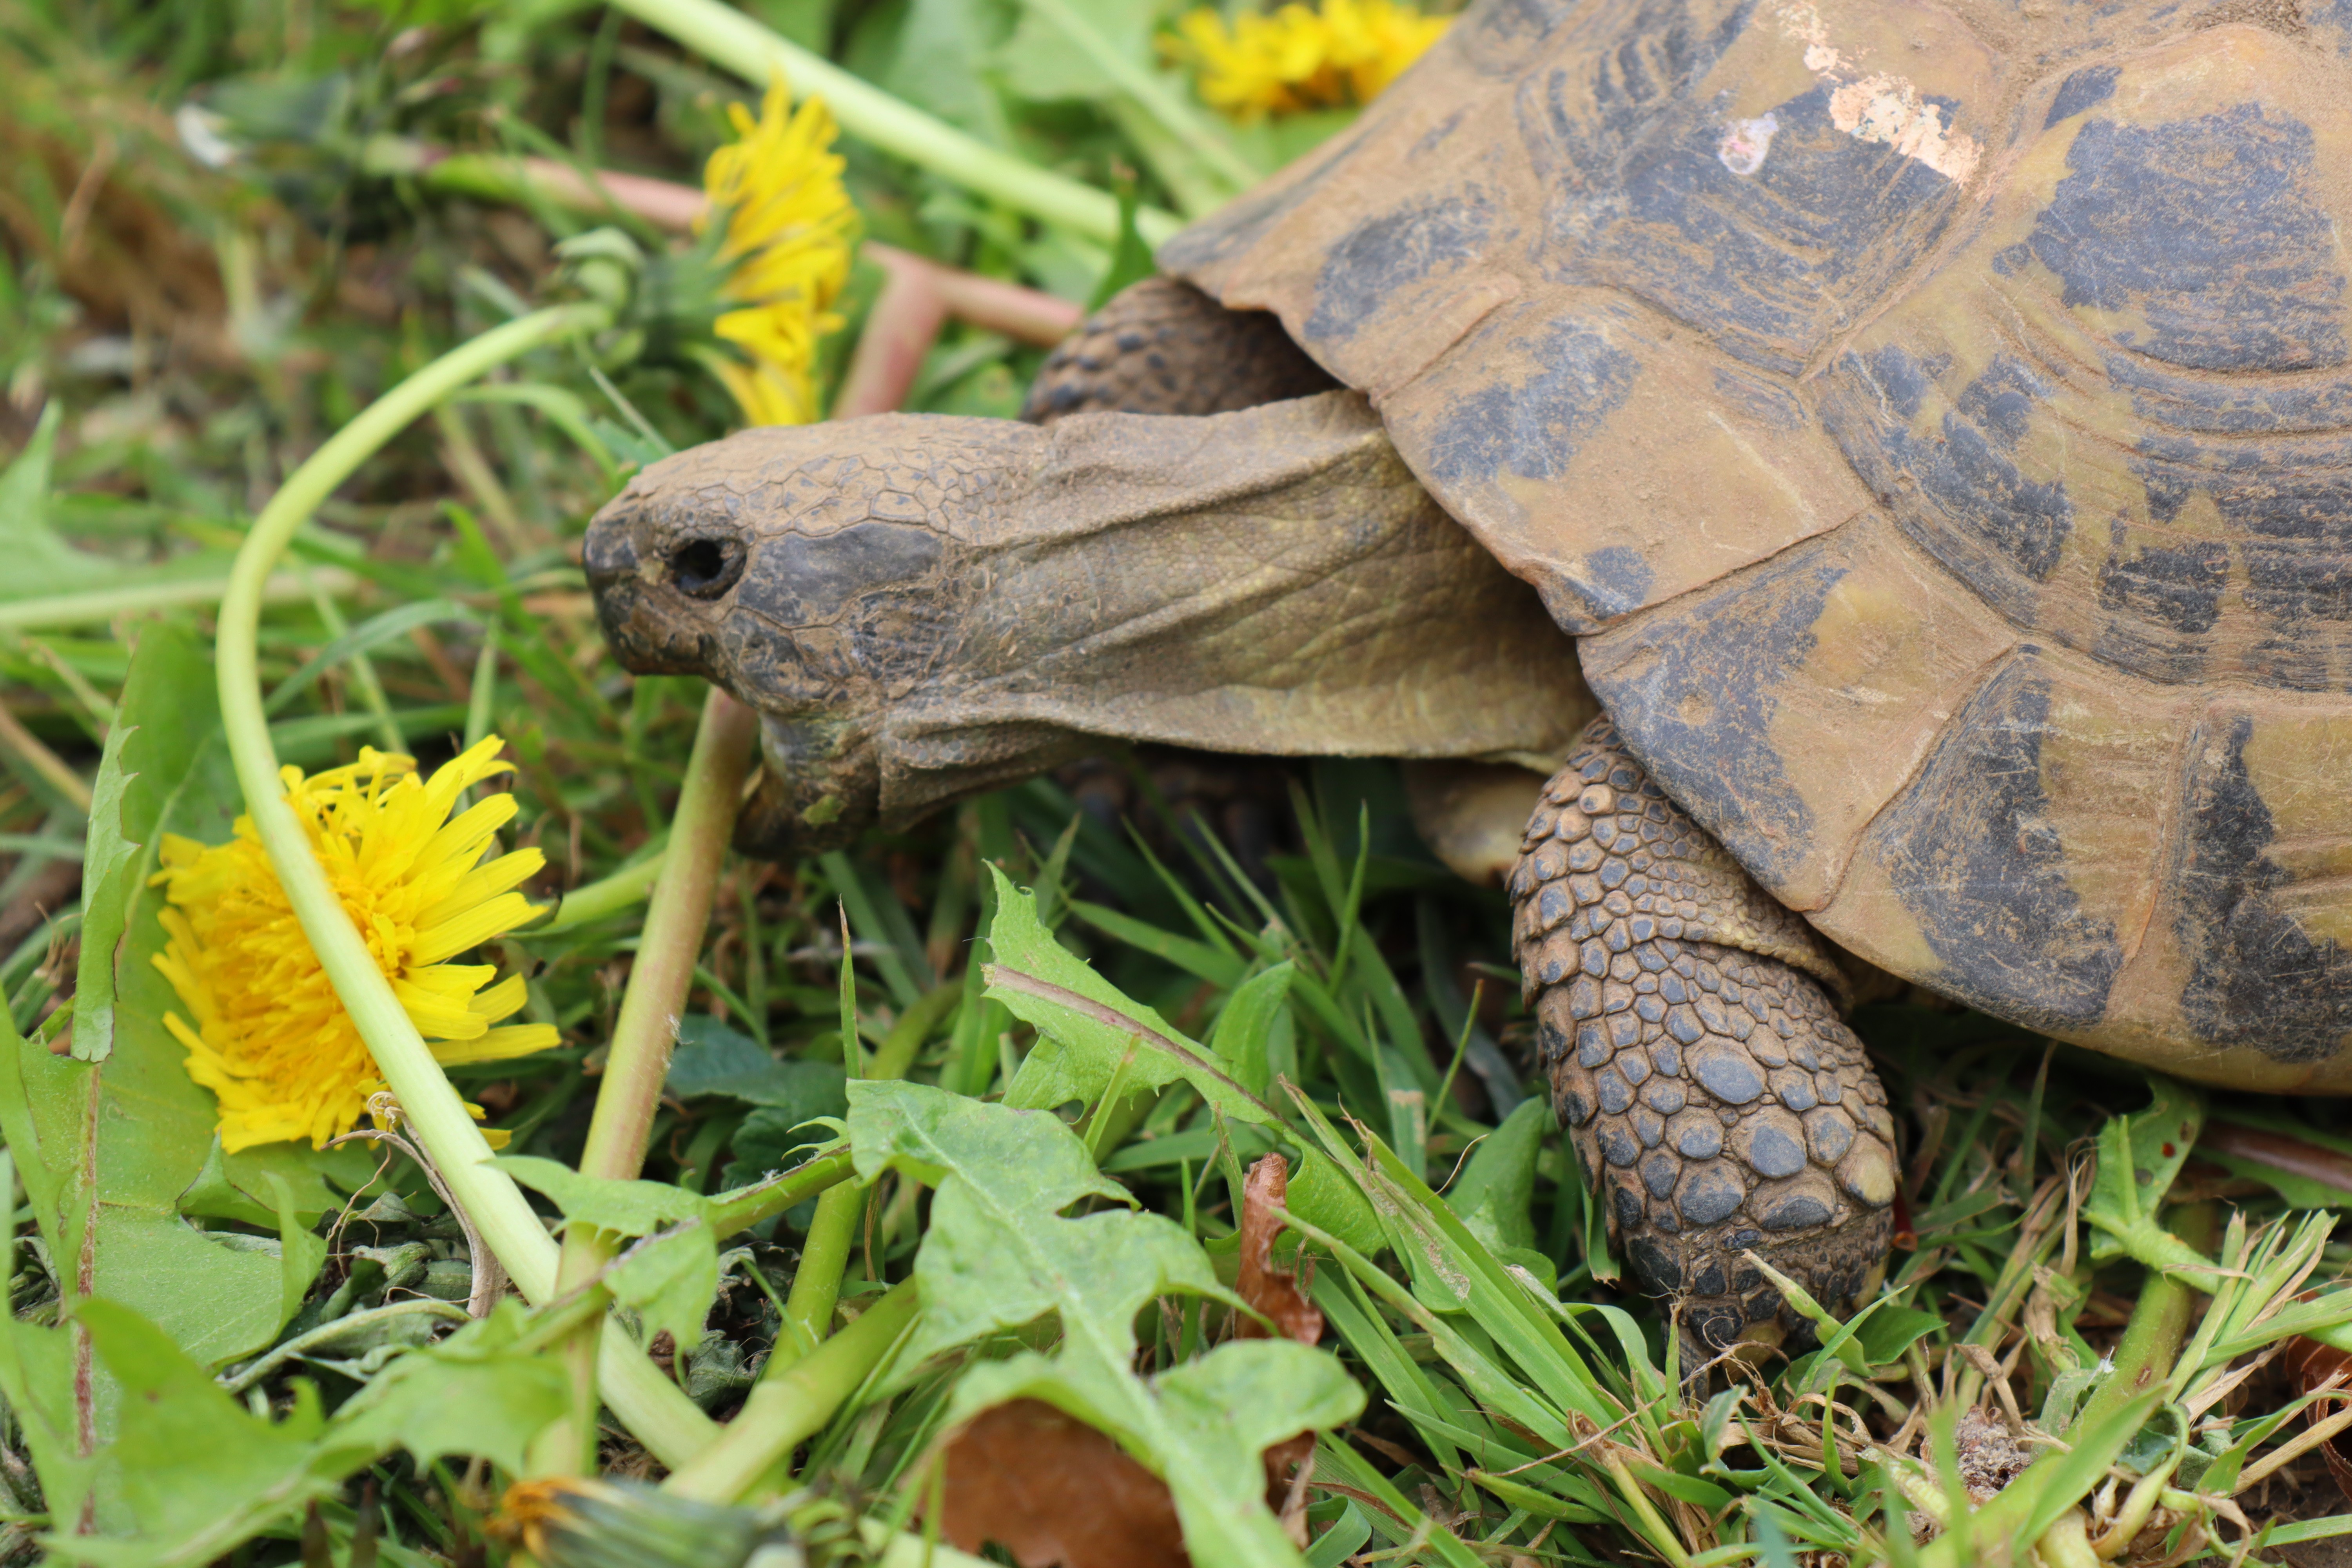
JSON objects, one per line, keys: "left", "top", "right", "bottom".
{"left": 586, "top": 391, "right": 1590, "bottom": 857}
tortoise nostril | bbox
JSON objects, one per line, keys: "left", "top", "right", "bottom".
{"left": 669, "top": 538, "right": 744, "bottom": 599}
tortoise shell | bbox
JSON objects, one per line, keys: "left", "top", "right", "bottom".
{"left": 1161, "top": 0, "right": 2352, "bottom": 1089}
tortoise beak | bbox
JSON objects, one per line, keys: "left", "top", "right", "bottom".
{"left": 583, "top": 497, "right": 727, "bottom": 680}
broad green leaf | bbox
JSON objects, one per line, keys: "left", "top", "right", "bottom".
{"left": 949, "top": 1340, "right": 1363, "bottom": 1558}
{"left": 850, "top": 1080, "right": 1350, "bottom": 1567}
{"left": 986, "top": 867, "right": 1275, "bottom": 1126}
{"left": 73, "top": 622, "right": 227, "bottom": 1077}
{"left": 332, "top": 1303, "right": 570, "bottom": 1472}
{"left": 667, "top": 1015, "right": 848, "bottom": 1111}
{"left": 847, "top": 1079, "right": 1225, "bottom": 1366}
{"left": 52, "top": 1300, "right": 343, "bottom": 1568}
{"left": 0, "top": 1029, "right": 290, "bottom": 1372}
{"left": 0, "top": 629, "right": 305, "bottom": 1384}
{"left": 1852, "top": 1305, "right": 1945, "bottom": 1367}
{"left": 499, "top": 1156, "right": 707, "bottom": 1237}
{"left": 51, "top": 1298, "right": 568, "bottom": 1566}
{"left": 2086, "top": 1075, "right": 2214, "bottom": 1278}
{"left": 178, "top": 1135, "right": 381, "bottom": 1229}
{"left": 1445, "top": 1098, "right": 1549, "bottom": 1256}
{"left": 0, "top": 1150, "right": 95, "bottom": 1534}
{"left": 992, "top": 0, "right": 1149, "bottom": 102}
{"left": 498, "top": 1159, "right": 733, "bottom": 1352}
{"left": 263, "top": 1172, "right": 329, "bottom": 1331}
{"left": 1209, "top": 962, "right": 1294, "bottom": 1099}
{"left": 609, "top": 1225, "right": 721, "bottom": 1358}
{"left": 1287, "top": 1147, "right": 1384, "bottom": 1258}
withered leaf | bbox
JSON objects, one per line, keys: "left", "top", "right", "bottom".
{"left": 2284, "top": 1333, "right": 2352, "bottom": 1496}
{"left": 1237, "top": 1154, "right": 1321, "bottom": 1529}
{"left": 1236, "top": 1154, "right": 1321, "bottom": 1348}
{"left": 938, "top": 1399, "right": 1189, "bottom": 1568}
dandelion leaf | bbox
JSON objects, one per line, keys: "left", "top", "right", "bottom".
{"left": 849, "top": 1081, "right": 1357, "bottom": 1567}
{"left": 331, "top": 1303, "right": 570, "bottom": 1473}
{"left": 49, "top": 1299, "right": 346, "bottom": 1568}
{"left": 609, "top": 1225, "right": 722, "bottom": 1359}
{"left": 499, "top": 1154, "right": 707, "bottom": 1237}
{"left": 2087, "top": 1074, "right": 2212, "bottom": 1272}
{"left": 1208, "top": 962, "right": 1294, "bottom": 1100}
{"left": 0, "top": 629, "right": 299, "bottom": 1371}
{"left": 499, "top": 1157, "right": 723, "bottom": 1351}
{"left": 668, "top": 1015, "right": 847, "bottom": 1112}
{"left": 985, "top": 867, "right": 1273, "bottom": 1127}
{"left": 0, "top": 1021, "right": 290, "bottom": 1375}
{"left": 993, "top": 0, "right": 1154, "bottom": 104}
{"left": 946, "top": 1340, "right": 1361, "bottom": 1566}
{"left": 1445, "top": 1098, "right": 1549, "bottom": 1257}
{"left": 73, "top": 622, "right": 232, "bottom": 1066}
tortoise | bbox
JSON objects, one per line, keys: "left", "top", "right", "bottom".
{"left": 584, "top": 0, "right": 2352, "bottom": 1352}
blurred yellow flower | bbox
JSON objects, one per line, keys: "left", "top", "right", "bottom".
{"left": 701, "top": 76, "right": 860, "bottom": 427}
{"left": 1168, "top": 0, "right": 1450, "bottom": 122}
{"left": 151, "top": 737, "right": 558, "bottom": 1152}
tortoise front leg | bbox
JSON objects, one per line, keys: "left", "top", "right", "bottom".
{"left": 1511, "top": 719, "right": 1898, "bottom": 1357}
{"left": 1019, "top": 276, "right": 1338, "bottom": 424}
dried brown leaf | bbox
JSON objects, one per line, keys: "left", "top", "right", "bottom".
{"left": 2284, "top": 1334, "right": 2352, "bottom": 1497}
{"left": 1236, "top": 1155, "right": 1321, "bottom": 1347}
{"left": 937, "top": 1400, "right": 1189, "bottom": 1568}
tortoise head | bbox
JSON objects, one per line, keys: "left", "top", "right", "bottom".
{"left": 584, "top": 396, "right": 1588, "bottom": 858}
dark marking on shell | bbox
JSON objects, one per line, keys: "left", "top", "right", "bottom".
{"left": 1304, "top": 194, "right": 1494, "bottom": 345}
{"left": 1864, "top": 655, "right": 2122, "bottom": 1029}
{"left": 1417, "top": 310, "right": 1644, "bottom": 539}
{"left": 2177, "top": 713, "right": 2352, "bottom": 1062}
{"left": 2029, "top": 105, "right": 2348, "bottom": 373}
{"left": 1582, "top": 548, "right": 1840, "bottom": 884}
{"left": 2044, "top": 64, "right": 2119, "bottom": 127}
{"left": 1826, "top": 346, "right": 2074, "bottom": 592}
{"left": 1538, "top": 73, "right": 1966, "bottom": 376}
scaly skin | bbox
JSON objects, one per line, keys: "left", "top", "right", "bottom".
{"left": 1513, "top": 719, "right": 1896, "bottom": 1352}
{"left": 1019, "top": 276, "right": 1336, "bottom": 425}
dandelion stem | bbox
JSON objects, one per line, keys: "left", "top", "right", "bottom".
{"left": 532, "top": 837, "right": 672, "bottom": 933}
{"left": 0, "top": 570, "right": 358, "bottom": 632}
{"left": 605, "top": 0, "right": 1182, "bottom": 247}
{"left": 212, "top": 301, "right": 718, "bottom": 1470}
{"left": 664, "top": 1276, "right": 920, "bottom": 1504}
{"left": 1019, "top": 0, "right": 1259, "bottom": 193}
{"left": 540, "top": 686, "right": 759, "bottom": 1472}
{"left": 574, "top": 686, "right": 759, "bottom": 1183}
{"left": 2071, "top": 1203, "right": 2218, "bottom": 1439}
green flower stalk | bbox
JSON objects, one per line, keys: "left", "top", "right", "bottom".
{"left": 212, "top": 302, "right": 716, "bottom": 1469}
{"left": 606, "top": 0, "right": 1183, "bottom": 248}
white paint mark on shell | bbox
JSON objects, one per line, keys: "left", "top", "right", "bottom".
{"left": 1718, "top": 113, "right": 1781, "bottom": 176}
{"left": 1829, "top": 74, "right": 1981, "bottom": 183}
{"left": 1768, "top": 0, "right": 1980, "bottom": 184}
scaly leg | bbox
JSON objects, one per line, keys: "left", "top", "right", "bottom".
{"left": 1511, "top": 718, "right": 1897, "bottom": 1356}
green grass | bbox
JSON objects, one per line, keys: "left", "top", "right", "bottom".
{"left": 8, "top": 0, "right": 2352, "bottom": 1564}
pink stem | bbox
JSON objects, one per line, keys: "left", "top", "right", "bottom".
{"left": 504, "top": 155, "right": 1083, "bottom": 349}
{"left": 833, "top": 250, "right": 952, "bottom": 418}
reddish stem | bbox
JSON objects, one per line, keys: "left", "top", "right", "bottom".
{"left": 491, "top": 155, "right": 1083, "bottom": 348}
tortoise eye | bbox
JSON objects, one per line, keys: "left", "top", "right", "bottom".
{"left": 668, "top": 537, "right": 744, "bottom": 599}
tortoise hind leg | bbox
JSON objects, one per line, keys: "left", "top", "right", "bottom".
{"left": 1020, "top": 276, "right": 1338, "bottom": 424}
{"left": 1510, "top": 719, "right": 1898, "bottom": 1359}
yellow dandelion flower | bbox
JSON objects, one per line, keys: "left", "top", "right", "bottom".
{"left": 151, "top": 736, "right": 559, "bottom": 1153}
{"left": 699, "top": 76, "right": 860, "bottom": 428}
{"left": 1168, "top": 0, "right": 1450, "bottom": 122}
